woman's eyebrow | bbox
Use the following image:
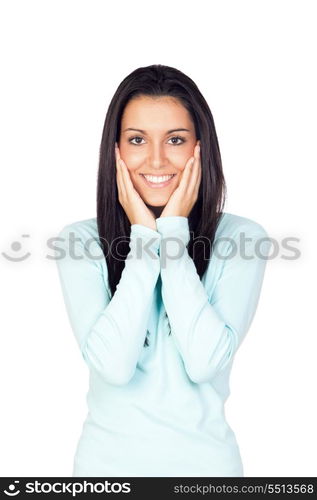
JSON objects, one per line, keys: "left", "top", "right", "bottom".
{"left": 123, "top": 127, "right": 191, "bottom": 134}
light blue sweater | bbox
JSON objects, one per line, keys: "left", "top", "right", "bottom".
{"left": 55, "top": 213, "right": 271, "bottom": 477}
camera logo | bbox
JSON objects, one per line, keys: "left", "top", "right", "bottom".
{"left": 3, "top": 481, "right": 20, "bottom": 496}
{"left": 1, "top": 235, "right": 31, "bottom": 262}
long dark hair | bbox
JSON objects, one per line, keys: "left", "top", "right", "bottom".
{"left": 97, "top": 64, "right": 226, "bottom": 344}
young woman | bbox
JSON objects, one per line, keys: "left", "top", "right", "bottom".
{"left": 55, "top": 64, "right": 271, "bottom": 477}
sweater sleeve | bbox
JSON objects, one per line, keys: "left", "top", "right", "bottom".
{"left": 55, "top": 222, "right": 161, "bottom": 386}
{"left": 155, "top": 215, "right": 271, "bottom": 384}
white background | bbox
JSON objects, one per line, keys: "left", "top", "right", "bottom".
{"left": 0, "top": 0, "right": 316, "bottom": 477}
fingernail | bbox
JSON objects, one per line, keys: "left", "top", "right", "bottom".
{"left": 197, "top": 144, "right": 200, "bottom": 153}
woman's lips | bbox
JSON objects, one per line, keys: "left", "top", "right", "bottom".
{"left": 140, "top": 174, "right": 176, "bottom": 189}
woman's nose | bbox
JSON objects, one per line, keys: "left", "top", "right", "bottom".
{"left": 146, "top": 144, "right": 166, "bottom": 169}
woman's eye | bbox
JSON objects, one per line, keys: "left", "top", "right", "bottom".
{"left": 168, "top": 136, "right": 186, "bottom": 145}
{"left": 128, "top": 136, "right": 145, "bottom": 145}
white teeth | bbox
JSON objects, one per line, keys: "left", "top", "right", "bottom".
{"left": 143, "top": 175, "right": 174, "bottom": 183}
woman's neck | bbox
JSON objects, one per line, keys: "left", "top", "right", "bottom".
{"left": 146, "top": 204, "right": 165, "bottom": 219}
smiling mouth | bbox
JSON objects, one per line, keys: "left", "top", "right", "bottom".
{"left": 140, "top": 174, "right": 176, "bottom": 188}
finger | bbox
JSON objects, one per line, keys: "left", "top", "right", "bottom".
{"left": 181, "top": 148, "right": 198, "bottom": 194}
{"left": 188, "top": 143, "right": 201, "bottom": 193}
{"left": 115, "top": 142, "right": 121, "bottom": 163}
{"left": 193, "top": 161, "right": 202, "bottom": 198}
{"left": 115, "top": 145, "right": 127, "bottom": 200}
{"left": 178, "top": 155, "right": 195, "bottom": 193}
{"left": 119, "top": 157, "right": 136, "bottom": 199}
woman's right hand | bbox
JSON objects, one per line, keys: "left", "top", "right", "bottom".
{"left": 115, "top": 143, "right": 157, "bottom": 232}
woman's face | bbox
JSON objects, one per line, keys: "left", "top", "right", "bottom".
{"left": 118, "top": 95, "right": 199, "bottom": 210}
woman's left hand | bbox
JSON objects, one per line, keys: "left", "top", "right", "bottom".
{"left": 160, "top": 141, "right": 201, "bottom": 218}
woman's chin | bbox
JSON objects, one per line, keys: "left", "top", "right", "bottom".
{"left": 142, "top": 195, "right": 168, "bottom": 207}
{"left": 146, "top": 201, "right": 166, "bottom": 208}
